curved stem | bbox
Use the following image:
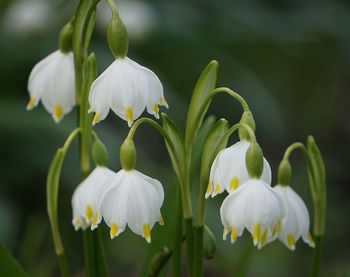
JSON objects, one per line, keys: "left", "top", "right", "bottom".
{"left": 283, "top": 142, "right": 307, "bottom": 160}
{"left": 224, "top": 123, "right": 256, "bottom": 144}
{"left": 62, "top": 128, "right": 81, "bottom": 154}
{"left": 106, "top": 0, "right": 118, "bottom": 18}
{"left": 211, "top": 87, "right": 250, "bottom": 112}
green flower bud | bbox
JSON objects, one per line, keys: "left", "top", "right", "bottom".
{"left": 92, "top": 139, "right": 109, "bottom": 167}
{"left": 277, "top": 159, "right": 292, "bottom": 186}
{"left": 120, "top": 139, "right": 136, "bottom": 170}
{"left": 58, "top": 19, "right": 74, "bottom": 53}
{"left": 203, "top": 225, "right": 216, "bottom": 259}
{"left": 245, "top": 142, "right": 263, "bottom": 179}
{"left": 107, "top": 14, "right": 129, "bottom": 58}
{"left": 238, "top": 110, "right": 256, "bottom": 141}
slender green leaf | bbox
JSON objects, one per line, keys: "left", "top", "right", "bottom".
{"left": 185, "top": 60, "right": 218, "bottom": 151}
{"left": 200, "top": 119, "right": 229, "bottom": 183}
{"left": 161, "top": 113, "right": 186, "bottom": 180}
{"left": 0, "top": 243, "right": 28, "bottom": 277}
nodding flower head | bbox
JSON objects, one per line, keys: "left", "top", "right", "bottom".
{"left": 101, "top": 169, "right": 164, "bottom": 243}
{"left": 27, "top": 50, "right": 75, "bottom": 123}
{"left": 220, "top": 179, "right": 285, "bottom": 249}
{"left": 206, "top": 140, "right": 271, "bottom": 198}
{"left": 88, "top": 57, "right": 167, "bottom": 127}
{"left": 71, "top": 167, "right": 115, "bottom": 231}
{"left": 274, "top": 185, "right": 315, "bottom": 250}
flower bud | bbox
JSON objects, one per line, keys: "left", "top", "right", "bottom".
{"left": 107, "top": 14, "right": 129, "bottom": 58}
{"left": 120, "top": 139, "right": 136, "bottom": 170}
{"left": 203, "top": 225, "right": 216, "bottom": 259}
{"left": 245, "top": 142, "right": 264, "bottom": 179}
{"left": 238, "top": 110, "right": 256, "bottom": 141}
{"left": 277, "top": 159, "right": 292, "bottom": 186}
{"left": 92, "top": 139, "right": 109, "bottom": 167}
{"left": 58, "top": 19, "right": 74, "bottom": 53}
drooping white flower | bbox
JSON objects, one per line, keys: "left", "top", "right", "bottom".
{"left": 27, "top": 50, "right": 75, "bottom": 122}
{"left": 274, "top": 185, "right": 315, "bottom": 250}
{"left": 88, "top": 57, "right": 167, "bottom": 127}
{"left": 101, "top": 169, "right": 164, "bottom": 243}
{"left": 220, "top": 179, "right": 285, "bottom": 249}
{"left": 71, "top": 167, "right": 115, "bottom": 231}
{"left": 206, "top": 140, "right": 272, "bottom": 198}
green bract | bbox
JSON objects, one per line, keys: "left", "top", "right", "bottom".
{"left": 58, "top": 19, "right": 74, "bottom": 53}
{"left": 245, "top": 142, "right": 264, "bottom": 179}
{"left": 107, "top": 14, "right": 129, "bottom": 58}
{"left": 238, "top": 110, "right": 256, "bottom": 141}
{"left": 277, "top": 159, "right": 292, "bottom": 186}
{"left": 120, "top": 139, "right": 137, "bottom": 171}
{"left": 92, "top": 139, "right": 108, "bottom": 167}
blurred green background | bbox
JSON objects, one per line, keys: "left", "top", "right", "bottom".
{"left": 0, "top": 0, "right": 349, "bottom": 276}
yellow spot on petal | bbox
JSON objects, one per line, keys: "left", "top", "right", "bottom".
{"left": 153, "top": 103, "right": 159, "bottom": 114}
{"left": 92, "top": 112, "right": 99, "bottom": 125}
{"left": 206, "top": 183, "right": 212, "bottom": 194}
{"left": 27, "top": 96, "right": 36, "bottom": 110}
{"left": 125, "top": 107, "right": 133, "bottom": 126}
{"left": 143, "top": 224, "right": 151, "bottom": 243}
{"left": 159, "top": 214, "right": 164, "bottom": 225}
{"left": 214, "top": 184, "right": 220, "bottom": 194}
{"left": 85, "top": 205, "right": 93, "bottom": 222}
{"left": 92, "top": 211, "right": 98, "bottom": 227}
{"left": 287, "top": 234, "right": 295, "bottom": 250}
{"left": 229, "top": 177, "right": 239, "bottom": 191}
{"left": 53, "top": 104, "right": 63, "bottom": 122}
{"left": 231, "top": 226, "right": 237, "bottom": 243}
{"left": 272, "top": 220, "right": 281, "bottom": 236}
{"left": 110, "top": 223, "right": 118, "bottom": 238}
{"left": 253, "top": 223, "right": 261, "bottom": 245}
{"left": 260, "top": 229, "right": 267, "bottom": 245}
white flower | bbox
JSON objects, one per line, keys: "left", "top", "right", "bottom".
{"left": 274, "top": 185, "right": 315, "bottom": 250}
{"left": 27, "top": 50, "right": 75, "bottom": 122}
{"left": 206, "top": 140, "right": 272, "bottom": 198}
{"left": 220, "top": 179, "right": 285, "bottom": 249}
{"left": 88, "top": 57, "right": 167, "bottom": 127}
{"left": 101, "top": 169, "right": 164, "bottom": 243}
{"left": 71, "top": 167, "right": 115, "bottom": 231}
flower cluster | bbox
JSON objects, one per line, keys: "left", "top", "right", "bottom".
{"left": 72, "top": 166, "right": 164, "bottom": 243}
{"left": 208, "top": 140, "right": 315, "bottom": 250}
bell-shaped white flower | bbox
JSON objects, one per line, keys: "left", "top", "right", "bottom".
{"left": 71, "top": 167, "right": 115, "bottom": 231}
{"left": 27, "top": 50, "right": 75, "bottom": 122}
{"left": 274, "top": 185, "right": 315, "bottom": 250}
{"left": 88, "top": 57, "right": 167, "bottom": 127}
{"left": 101, "top": 169, "right": 164, "bottom": 243}
{"left": 220, "top": 179, "right": 285, "bottom": 249}
{"left": 206, "top": 140, "right": 272, "bottom": 198}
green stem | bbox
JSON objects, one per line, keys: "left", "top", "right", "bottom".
{"left": 283, "top": 142, "right": 306, "bottom": 160}
{"left": 310, "top": 236, "right": 323, "bottom": 277}
{"left": 83, "top": 231, "right": 96, "bottom": 277}
{"left": 106, "top": 0, "right": 118, "bottom": 18}
{"left": 211, "top": 87, "right": 249, "bottom": 112}
{"left": 172, "top": 188, "right": 183, "bottom": 276}
{"left": 56, "top": 253, "right": 70, "bottom": 277}
{"left": 184, "top": 218, "right": 194, "bottom": 277}
{"left": 94, "top": 229, "right": 109, "bottom": 277}
{"left": 193, "top": 226, "right": 203, "bottom": 277}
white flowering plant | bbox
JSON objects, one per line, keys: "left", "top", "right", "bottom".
{"left": 25, "top": 0, "right": 327, "bottom": 276}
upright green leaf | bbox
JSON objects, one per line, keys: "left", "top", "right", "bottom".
{"left": 200, "top": 119, "right": 229, "bottom": 183}
{"left": 306, "top": 136, "right": 327, "bottom": 237}
{"left": 0, "top": 244, "right": 28, "bottom": 277}
{"left": 161, "top": 113, "right": 186, "bottom": 180}
{"left": 185, "top": 60, "right": 218, "bottom": 151}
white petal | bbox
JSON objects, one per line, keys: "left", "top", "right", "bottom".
{"left": 28, "top": 50, "right": 75, "bottom": 122}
